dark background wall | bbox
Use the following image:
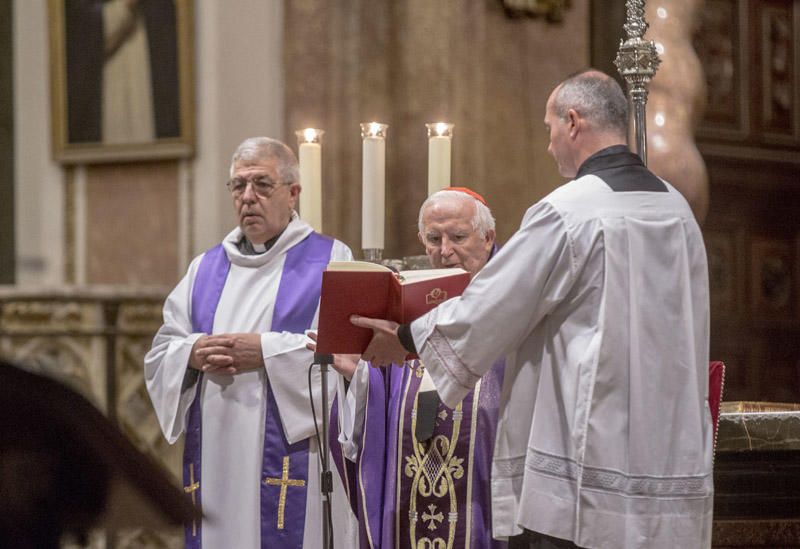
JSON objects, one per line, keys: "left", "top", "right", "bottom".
{"left": 694, "top": 0, "right": 800, "bottom": 402}
{"left": 590, "top": 0, "right": 626, "bottom": 85}
{"left": 591, "top": 0, "right": 800, "bottom": 402}
{"left": 0, "top": 0, "right": 14, "bottom": 284}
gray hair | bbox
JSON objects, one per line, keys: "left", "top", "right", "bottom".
{"left": 418, "top": 189, "right": 496, "bottom": 238}
{"left": 553, "top": 70, "right": 628, "bottom": 138}
{"left": 229, "top": 137, "right": 300, "bottom": 184}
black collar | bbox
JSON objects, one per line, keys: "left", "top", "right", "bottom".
{"left": 574, "top": 145, "right": 667, "bottom": 193}
{"left": 238, "top": 229, "right": 285, "bottom": 255}
{"left": 576, "top": 145, "right": 642, "bottom": 179}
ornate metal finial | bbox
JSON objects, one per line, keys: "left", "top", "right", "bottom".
{"left": 614, "top": 0, "right": 661, "bottom": 165}
{"left": 622, "top": 0, "right": 649, "bottom": 39}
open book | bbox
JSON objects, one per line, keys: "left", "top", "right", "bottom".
{"left": 315, "top": 261, "right": 470, "bottom": 354}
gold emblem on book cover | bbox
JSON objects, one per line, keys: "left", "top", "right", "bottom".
{"left": 425, "top": 287, "right": 448, "bottom": 305}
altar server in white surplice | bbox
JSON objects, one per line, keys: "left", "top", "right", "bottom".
{"left": 145, "top": 137, "right": 357, "bottom": 549}
{"left": 352, "top": 71, "right": 713, "bottom": 549}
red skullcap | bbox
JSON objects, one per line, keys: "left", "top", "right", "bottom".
{"left": 444, "top": 186, "right": 488, "bottom": 207}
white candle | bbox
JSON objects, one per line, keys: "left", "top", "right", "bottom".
{"left": 296, "top": 128, "right": 323, "bottom": 233}
{"left": 426, "top": 122, "right": 454, "bottom": 196}
{"left": 361, "top": 122, "right": 388, "bottom": 250}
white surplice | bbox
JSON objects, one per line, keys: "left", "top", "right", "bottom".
{"left": 411, "top": 175, "right": 713, "bottom": 548}
{"left": 145, "top": 218, "right": 357, "bottom": 548}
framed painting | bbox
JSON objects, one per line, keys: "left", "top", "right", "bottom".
{"left": 48, "top": 0, "right": 194, "bottom": 164}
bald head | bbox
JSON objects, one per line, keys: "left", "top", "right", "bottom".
{"left": 551, "top": 70, "right": 629, "bottom": 139}
{"left": 544, "top": 69, "right": 630, "bottom": 178}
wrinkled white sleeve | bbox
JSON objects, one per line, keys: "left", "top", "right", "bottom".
{"left": 336, "top": 361, "right": 371, "bottom": 462}
{"left": 263, "top": 240, "right": 355, "bottom": 444}
{"left": 144, "top": 256, "right": 205, "bottom": 444}
{"left": 411, "top": 202, "right": 577, "bottom": 408}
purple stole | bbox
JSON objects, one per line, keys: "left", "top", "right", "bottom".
{"left": 184, "top": 232, "right": 333, "bottom": 549}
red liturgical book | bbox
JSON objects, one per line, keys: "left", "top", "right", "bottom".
{"left": 315, "top": 261, "right": 470, "bottom": 354}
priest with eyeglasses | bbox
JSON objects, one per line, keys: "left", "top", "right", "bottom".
{"left": 145, "top": 137, "right": 357, "bottom": 548}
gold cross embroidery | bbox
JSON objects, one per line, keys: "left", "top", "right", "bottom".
{"left": 263, "top": 456, "right": 306, "bottom": 529}
{"left": 183, "top": 463, "right": 200, "bottom": 536}
{"left": 422, "top": 503, "right": 444, "bottom": 531}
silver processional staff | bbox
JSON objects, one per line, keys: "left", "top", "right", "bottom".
{"left": 614, "top": 0, "right": 662, "bottom": 166}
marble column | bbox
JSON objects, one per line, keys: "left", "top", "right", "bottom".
{"left": 645, "top": 0, "right": 709, "bottom": 224}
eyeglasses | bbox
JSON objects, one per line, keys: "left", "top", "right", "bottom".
{"left": 225, "top": 175, "right": 285, "bottom": 198}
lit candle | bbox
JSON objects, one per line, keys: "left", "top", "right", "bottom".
{"left": 295, "top": 128, "right": 324, "bottom": 232}
{"left": 426, "top": 122, "right": 454, "bottom": 196}
{"left": 360, "top": 122, "right": 388, "bottom": 253}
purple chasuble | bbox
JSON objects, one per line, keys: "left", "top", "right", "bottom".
{"left": 184, "top": 232, "right": 333, "bottom": 549}
{"left": 337, "top": 358, "right": 506, "bottom": 549}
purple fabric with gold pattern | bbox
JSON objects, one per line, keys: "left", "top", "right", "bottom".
{"left": 343, "top": 358, "right": 506, "bottom": 549}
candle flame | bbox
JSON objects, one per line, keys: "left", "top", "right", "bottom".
{"left": 360, "top": 122, "right": 387, "bottom": 139}
{"left": 426, "top": 122, "right": 453, "bottom": 138}
{"left": 303, "top": 128, "right": 318, "bottom": 142}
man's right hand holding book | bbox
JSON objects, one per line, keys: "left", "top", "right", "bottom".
{"left": 305, "top": 331, "right": 360, "bottom": 381}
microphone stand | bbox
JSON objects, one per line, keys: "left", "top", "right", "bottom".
{"left": 314, "top": 352, "right": 335, "bottom": 549}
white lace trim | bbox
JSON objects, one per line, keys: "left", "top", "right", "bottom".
{"left": 494, "top": 450, "right": 712, "bottom": 499}
{"left": 427, "top": 328, "right": 480, "bottom": 390}
{"left": 493, "top": 455, "right": 526, "bottom": 477}
{"left": 526, "top": 449, "right": 712, "bottom": 498}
